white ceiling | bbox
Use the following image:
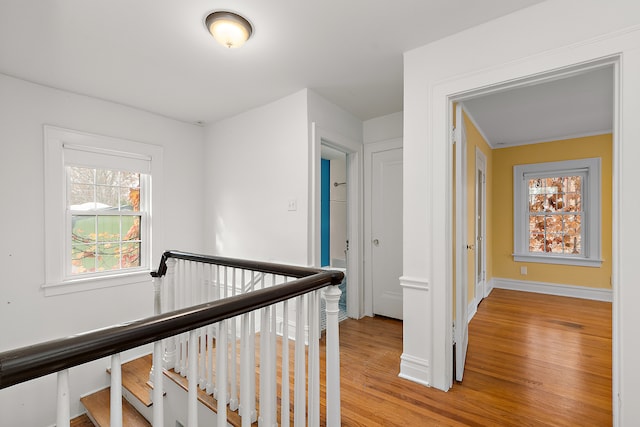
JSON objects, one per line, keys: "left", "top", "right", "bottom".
{"left": 462, "top": 66, "right": 614, "bottom": 147}
{"left": 0, "top": 0, "right": 545, "bottom": 125}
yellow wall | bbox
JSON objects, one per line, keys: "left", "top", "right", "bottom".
{"left": 464, "top": 112, "right": 493, "bottom": 301}
{"left": 492, "top": 134, "right": 612, "bottom": 289}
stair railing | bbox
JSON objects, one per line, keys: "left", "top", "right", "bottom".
{"left": 151, "top": 250, "right": 343, "bottom": 427}
{"left": 0, "top": 250, "right": 343, "bottom": 427}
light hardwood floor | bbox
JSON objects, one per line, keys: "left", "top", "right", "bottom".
{"left": 72, "top": 288, "right": 611, "bottom": 426}
{"left": 329, "top": 288, "right": 612, "bottom": 426}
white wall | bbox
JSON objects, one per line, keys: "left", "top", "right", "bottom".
{"left": 403, "top": 0, "right": 640, "bottom": 424}
{"left": 204, "top": 89, "right": 362, "bottom": 267}
{"left": 363, "top": 111, "right": 403, "bottom": 144}
{"left": 0, "top": 74, "right": 205, "bottom": 426}
{"left": 307, "top": 89, "right": 363, "bottom": 145}
{"left": 204, "top": 90, "right": 310, "bottom": 265}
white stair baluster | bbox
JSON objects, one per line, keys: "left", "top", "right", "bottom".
{"left": 294, "top": 295, "right": 306, "bottom": 427}
{"left": 281, "top": 295, "right": 290, "bottom": 427}
{"left": 249, "top": 274, "right": 257, "bottom": 422}
{"left": 110, "top": 353, "right": 123, "bottom": 427}
{"left": 178, "top": 260, "right": 187, "bottom": 375}
{"left": 200, "top": 264, "right": 215, "bottom": 394}
{"left": 187, "top": 330, "right": 198, "bottom": 427}
{"left": 229, "top": 267, "right": 239, "bottom": 411}
{"left": 324, "top": 284, "right": 342, "bottom": 426}
{"left": 198, "top": 263, "right": 206, "bottom": 388}
{"left": 56, "top": 369, "right": 70, "bottom": 427}
{"left": 270, "top": 293, "right": 278, "bottom": 426}
{"left": 212, "top": 322, "right": 219, "bottom": 399}
{"left": 152, "top": 340, "right": 164, "bottom": 427}
{"left": 259, "top": 306, "right": 268, "bottom": 425}
{"left": 240, "top": 311, "right": 252, "bottom": 427}
{"left": 206, "top": 264, "right": 215, "bottom": 394}
{"left": 308, "top": 290, "right": 320, "bottom": 427}
{"left": 217, "top": 318, "right": 228, "bottom": 426}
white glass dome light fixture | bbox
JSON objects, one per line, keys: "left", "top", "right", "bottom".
{"left": 205, "top": 11, "right": 253, "bottom": 49}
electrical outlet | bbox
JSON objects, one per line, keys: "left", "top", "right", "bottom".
{"left": 288, "top": 198, "right": 297, "bottom": 211}
{"left": 520, "top": 266, "right": 527, "bottom": 275}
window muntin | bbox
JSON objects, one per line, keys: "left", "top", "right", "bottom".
{"left": 513, "top": 158, "right": 601, "bottom": 267}
{"left": 67, "top": 167, "right": 146, "bottom": 276}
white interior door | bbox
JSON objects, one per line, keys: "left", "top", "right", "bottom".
{"left": 371, "top": 147, "right": 403, "bottom": 320}
{"left": 475, "top": 149, "right": 487, "bottom": 305}
{"left": 455, "top": 104, "right": 469, "bottom": 382}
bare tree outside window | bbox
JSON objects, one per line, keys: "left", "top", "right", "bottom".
{"left": 527, "top": 176, "right": 582, "bottom": 254}
{"left": 67, "top": 166, "right": 142, "bottom": 275}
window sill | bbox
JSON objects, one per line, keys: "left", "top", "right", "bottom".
{"left": 513, "top": 254, "right": 603, "bottom": 267}
{"left": 43, "top": 270, "right": 152, "bottom": 296}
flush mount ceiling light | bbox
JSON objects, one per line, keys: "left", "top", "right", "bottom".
{"left": 205, "top": 11, "right": 253, "bottom": 49}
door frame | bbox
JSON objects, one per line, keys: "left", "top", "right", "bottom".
{"left": 364, "top": 137, "right": 403, "bottom": 317}
{"left": 443, "top": 56, "right": 619, "bottom": 390}
{"left": 310, "top": 123, "right": 363, "bottom": 319}
{"left": 453, "top": 103, "right": 469, "bottom": 381}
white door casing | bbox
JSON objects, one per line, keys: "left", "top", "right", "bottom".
{"left": 424, "top": 56, "right": 621, "bottom": 393}
{"left": 311, "top": 123, "right": 363, "bottom": 319}
{"left": 454, "top": 103, "right": 469, "bottom": 382}
{"left": 475, "top": 148, "right": 487, "bottom": 304}
{"left": 364, "top": 138, "right": 403, "bottom": 319}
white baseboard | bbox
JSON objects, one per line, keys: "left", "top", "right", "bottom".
{"left": 467, "top": 300, "right": 477, "bottom": 322}
{"left": 493, "top": 277, "right": 612, "bottom": 302}
{"left": 398, "top": 353, "right": 430, "bottom": 387}
{"left": 467, "top": 278, "right": 495, "bottom": 322}
{"left": 485, "top": 278, "right": 494, "bottom": 298}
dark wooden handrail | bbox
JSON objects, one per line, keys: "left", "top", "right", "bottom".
{"left": 151, "top": 250, "right": 326, "bottom": 279}
{"left": 0, "top": 257, "right": 343, "bottom": 390}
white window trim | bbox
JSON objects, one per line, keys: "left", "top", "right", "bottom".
{"left": 44, "top": 125, "right": 164, "bottom": 296}
{"left": 513, "top": 158, "right": 602, "bottom": 267}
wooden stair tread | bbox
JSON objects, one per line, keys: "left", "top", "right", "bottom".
{"left": 70, "top": 413, "right": 94, "bottom": 427}
{"left": 164, "top": 368, "right": 243, "bottom": 427}
{"left": 80, "top": 388, "right": 151, "bottom": 427}
{"left": 120, "top": 354, "right": 154, "bottom": 407}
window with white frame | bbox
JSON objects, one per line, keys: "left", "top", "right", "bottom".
{"left": 44, "top": 126, "right": 163, "bottom": 295}
{"left": 513, "top": 158, "right": 602, "bottom": 267}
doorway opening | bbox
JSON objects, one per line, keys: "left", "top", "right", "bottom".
{"left": 310, "top": 123, "right": 363, "bottom": 320}
{"left": 321, "top": 145, "right": 348, "bottom": 322}
{"left": 450, "top": 59, "right": 617, "bottom": 386}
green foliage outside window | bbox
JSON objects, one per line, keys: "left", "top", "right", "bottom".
{"left": 67, "top": 167, "right": 142, "bottom": 275}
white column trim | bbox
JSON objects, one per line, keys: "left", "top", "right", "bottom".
{"left": 399, "top": 276, "right": 429, "bottom": 291}
{"left": 398, "top": 353, "right": 430, "bottom": 387}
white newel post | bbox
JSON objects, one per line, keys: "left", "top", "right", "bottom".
{"left": 163, "top": 258, "right": 177, "bottom": 369}
{"left": 149, "top": 273, "right": 162, "bottom": 383}
{"left": 323, "top": 285, "right": 342, "bottom": 427}
{"left": 150, "top": 268, "right": 166, "bottom": 426}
